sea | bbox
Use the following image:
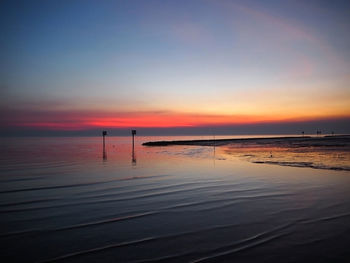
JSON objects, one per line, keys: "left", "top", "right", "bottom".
{"left": 1, "top": 135, "right": 350, "bottom": 262}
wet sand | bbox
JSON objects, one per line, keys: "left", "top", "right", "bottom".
{"left": 143, "top": 135, "right": 350, "bottom": 171}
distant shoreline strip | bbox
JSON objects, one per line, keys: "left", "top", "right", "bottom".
{"left": 142, "top": 135, "right": 350, "bottom": 146}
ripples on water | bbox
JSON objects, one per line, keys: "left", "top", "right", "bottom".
{"left": 1, "top": 136, "right": 350, "bottom": 262}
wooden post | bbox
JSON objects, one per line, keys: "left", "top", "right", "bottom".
{"left": 102, "top": 131, "right": 107, "bottom": 160}
{"left": 132, "top": 130, "right": 136, "bottom": 148}
{"left": 131, "top": 130, "right": 136, "bottom": 165}
{"left": 102, "top": 131, "right": 107, "bottom": 148}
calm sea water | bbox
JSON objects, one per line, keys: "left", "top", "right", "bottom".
{"left": 1, "top": 136, "right": 350, "bottom": 262}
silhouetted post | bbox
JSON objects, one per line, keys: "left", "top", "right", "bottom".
{"left": 102, "top": 131, "right": 107, "bottom": 148}
{"left": 102, "top": 131, "right": 107, "bottom": 161}
{"left": 301, "top": 131, "right": 304, "bottom": 137}
{"left": 131, "top": 130, "right": 136, "bottom": 165}
{"left": 132, "top": 130, "right": 136, "bottom": 148}
{"left": 331, "top": 131, "right": 334, "bottom": 136}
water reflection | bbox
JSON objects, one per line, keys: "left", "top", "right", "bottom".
{"left": 102, "top": 131, "right": 107, "bottom": 161}
{"left": 102, "top": 145, "right": 107, "bottom": 161}
{"left": 132, "top": 140, "right": 137, "bottom": 166}
{"left": 213, "top": 143, "right": 216, "bottom": 167}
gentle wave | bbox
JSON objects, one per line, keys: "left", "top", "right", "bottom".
{"left": 189, "top": 223, "right": 293, "bottom": 263}
{"left": 0, "top": 183, "right": 286, "bottom": 214}
{"left": 74, "top": 181, "right": 243, "bottom": 202}
{"left": 0, "top": 174, "right": 175, "bottom": 195}
{"left": 300, "top": 212, "right": 350, "bottom": 224}
{"left": 37, "top": 221, "right": 294, "bottom": 263}
{"left": 37, "top": 221, "right": 257, "bottom": 262}
{"left": 0, "top": 198, "right": 60, "bottom": 208}
{"left": 0, "top": 190, "right": 292, "bottom": 237}
{"left": 38, "top": 237, "right": 156, "bottom": 263}
{"left": 0, "top": 181, "right": 115, "bottom": 194}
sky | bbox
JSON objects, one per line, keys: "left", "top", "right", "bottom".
{"left": 1, "top": 0, "right": 350, "bottom": 135}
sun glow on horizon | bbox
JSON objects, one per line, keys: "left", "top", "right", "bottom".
{"left": 2, "top": 107, "right": 349, "bottom": 131}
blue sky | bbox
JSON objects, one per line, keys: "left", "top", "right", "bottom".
{"left": 1, "top": 0, "right": 350, "bottom": 134}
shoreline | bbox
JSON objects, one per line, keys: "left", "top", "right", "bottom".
{"left": 143, "top": 135, "right": 350, "bottom": 172}
{"left": 142, "top": 135, "right": 350, "bottom": 147}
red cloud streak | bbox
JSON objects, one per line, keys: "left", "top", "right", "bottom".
{"left": 1, "top": 108, "right": 347, "bottom": 131}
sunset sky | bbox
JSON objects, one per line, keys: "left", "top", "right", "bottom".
{"left": 1, "top": 0, "right": 350, "bottom": 135}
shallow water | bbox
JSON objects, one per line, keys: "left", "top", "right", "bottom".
{"left": 1, "top": 136, "right": 350, "bottom": 262}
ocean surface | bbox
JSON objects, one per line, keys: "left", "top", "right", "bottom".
{"left": 1, "top": 136, "right": 350, "bottom": 262}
